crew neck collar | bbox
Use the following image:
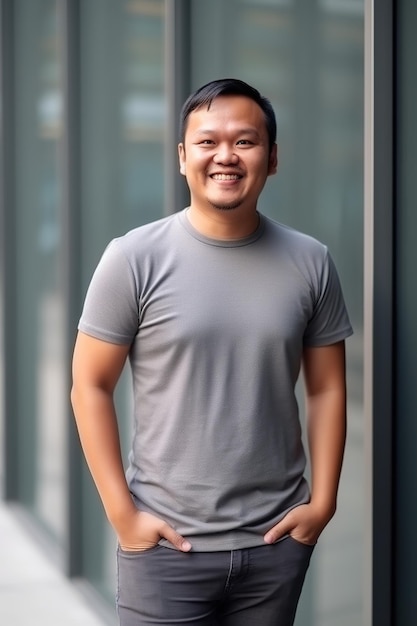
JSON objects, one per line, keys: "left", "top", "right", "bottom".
{"left": 177, "top": 208, "right": 265, "bottom": 248}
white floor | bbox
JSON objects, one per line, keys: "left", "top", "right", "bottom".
{"left": 0, "top": 502, "right": 111, "bottom": 626}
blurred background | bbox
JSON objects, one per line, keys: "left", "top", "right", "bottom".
{"left": 0, "top": 1, "right": 415, "bottom": 625}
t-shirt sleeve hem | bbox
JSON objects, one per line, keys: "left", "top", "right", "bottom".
{"left": 303, "top": 325, "right": 353, "bottom": 348}
{"left": 78, "top": 321, "right": 133, "bottom": 345}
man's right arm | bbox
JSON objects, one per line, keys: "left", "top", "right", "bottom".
{"left": 70, "top": 331, "right": 191, "bottom": 552}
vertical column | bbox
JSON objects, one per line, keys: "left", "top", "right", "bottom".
{"left": 364, "top": 1, "right": 395, "bottom": 625}
{"left": 164, "top": 0, "right": 190, "bottom": 215}
{"left": 61, "top": 0, "right": 83, "bottom": 577}
{"left": 0, "top": 0, "right": 18, "bottom": 500}
{"left": 394, "top": 0, "right": 417, "bottom": 623}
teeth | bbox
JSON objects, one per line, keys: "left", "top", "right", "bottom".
{"left": 211, "top": 174, "right": 240, "bottom": 181}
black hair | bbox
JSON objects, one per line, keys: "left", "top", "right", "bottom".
{"left": 179, "top": 78, "right": 277, "bottom": 154}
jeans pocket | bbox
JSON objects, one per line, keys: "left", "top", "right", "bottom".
{"left": 117, "top": 543, "right": 164, "bottom": 557}
{"left": 287, "top": 535, "right": 316, "bottom": 551}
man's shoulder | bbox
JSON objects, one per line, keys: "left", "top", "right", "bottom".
{"left": 263, "top": 214, "right": 327, "bottom": 256}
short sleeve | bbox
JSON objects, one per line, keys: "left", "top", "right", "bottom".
{"left": 303, "top": 251, "right": 353, "bottom": 347}
{"left": 78, "top": 239, "right": 139, "bottom": 345}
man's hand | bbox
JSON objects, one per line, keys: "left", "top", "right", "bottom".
{"left": 117, "top": 510, "right": 192, "bottom": 552}
{"left": 263, "top": 503, "right": 333, "bottom": 547}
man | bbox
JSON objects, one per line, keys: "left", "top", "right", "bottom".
{"left": 71, "top": 78, "right": 352, "bottom": 626}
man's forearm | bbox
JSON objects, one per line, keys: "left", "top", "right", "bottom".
{"left": 263, "top": 385, "right": 346, "bottom": 546}
{"left": 71, "top": 386, "right": 137, "bottom": 528}
{"left": 306, "top": 387, "right": 346, "bottom": 521}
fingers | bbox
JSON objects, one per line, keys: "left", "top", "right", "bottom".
{"left": 160, "top": 523, "right": 192, "bottom": 552}
{"left": 264, "top": 507, "right": 299, "bottom": 544}
{"left": 264, "top": 504, "right": 325, "bottom": 545}
{"left": 264, "top": 519, "right": 289, "bottom": 544}
{"left": 116, "top": 511, "right": 192, "bottom": 552}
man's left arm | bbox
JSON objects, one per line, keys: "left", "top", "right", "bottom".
{"left": 264, "top": 341, "right": 347, "bottom": 545}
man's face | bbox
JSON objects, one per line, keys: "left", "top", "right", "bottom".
{"left": 178, "top": 95, "right": 277, "bottom": 215}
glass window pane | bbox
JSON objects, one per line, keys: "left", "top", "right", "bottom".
{"left": 13, "top": 0, "right": 66, "bottom": 541}
{"left": 191, "top": 1, "right": 364, "bottom": 624}
{"left": 78, "top": 0, "right": 166, "bottom": 599}
{"left": 80, "top": 0, "right": 166, "bottom": 281}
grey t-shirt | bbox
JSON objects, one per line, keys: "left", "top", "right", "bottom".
{"left": 79, "top": 209, "right": 353, "bottom": 551}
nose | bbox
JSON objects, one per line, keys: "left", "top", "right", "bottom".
{"left": 213, "top": 143, "right": 239, "bottom": 165}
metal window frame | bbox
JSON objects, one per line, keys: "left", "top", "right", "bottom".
{"left": 364, "top": 1, "right": 395, "bottom": 625}
{"left": 393, "top": 0, "right": 417, "bottom": 622}
{"left": 61, "top": 0, "right": 83, "bottom": 578}
{"left": 0, "top": 0, "right": 18, "bottom": 500}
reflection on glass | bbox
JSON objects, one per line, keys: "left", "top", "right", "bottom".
{"left": 14, "top": 0, "right": 66, "bottom": 541}
{"left": 192, "top": 1, "right": 364, "bottom": 625}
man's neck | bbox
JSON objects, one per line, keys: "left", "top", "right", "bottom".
{"left": 186, "top": 205, "right": 260, "bottom": 241}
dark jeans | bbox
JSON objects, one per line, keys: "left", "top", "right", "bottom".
{"left": 116, "top": 537, "right": 314, "bottom": 626}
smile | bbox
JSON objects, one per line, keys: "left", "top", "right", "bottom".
{"left": 210, "top": 174, "right": 241, "bottom": 181}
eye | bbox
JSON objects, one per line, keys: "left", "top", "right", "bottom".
{"left": 236, "top": 139, "right": 253, "bottom": 146}
{"left": 198, "top": 139, "right": 214, "bottom": 145}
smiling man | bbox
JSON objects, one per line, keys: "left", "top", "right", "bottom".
{"left": 71, "top": 78, "right": 353, "bottom": 626}
{"left": 178, "top": 93, "right": 277, "bottom": 233}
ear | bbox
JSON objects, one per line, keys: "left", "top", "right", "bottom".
{"left": 178, "top": 143, "right": 186, "bottom": 176}
{"left": 268, "top": 143, "right": 278, "bottom": 176}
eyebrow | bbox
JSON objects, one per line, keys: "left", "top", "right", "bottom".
{"left": 193, "top": 128, "right": 261, "bottom": 138}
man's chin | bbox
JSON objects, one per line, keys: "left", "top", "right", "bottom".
{"left": 208, "top": 201, "right": 242, "bottom": 212}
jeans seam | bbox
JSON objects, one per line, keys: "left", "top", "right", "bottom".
{"left": 223, "top": 551, "right": 234, "bottom": 592}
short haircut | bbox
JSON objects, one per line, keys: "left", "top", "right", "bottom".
{"left": 179, "top": 78, "right": 277, "bottom": 154}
